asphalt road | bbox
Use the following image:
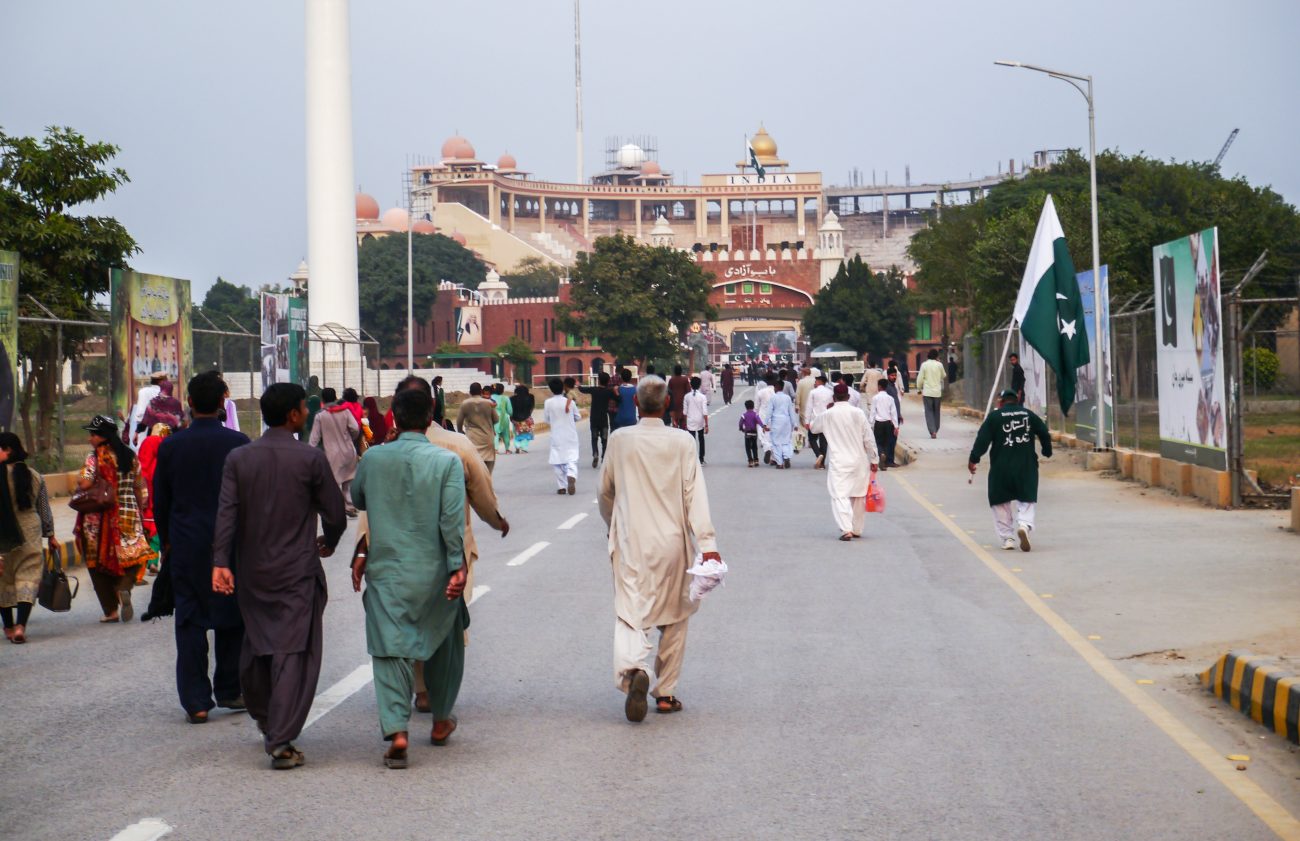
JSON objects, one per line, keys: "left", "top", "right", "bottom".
{"left": 4, "top": 391, "right": 1298, "bottom": 840}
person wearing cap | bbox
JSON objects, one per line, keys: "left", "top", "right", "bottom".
{"left": 811, "top": 383, "right": 879, "bottom": 540}
{"left": 75, "top": 415, "right": 157, "bottom": 622}
{"left": 803, "top": 374, "right": 833, "bottom": 469}
{"left": 968, "top": 389, "right": 1052, "bottom": 552}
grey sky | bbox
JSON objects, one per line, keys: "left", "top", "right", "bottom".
{"left": 4, "top": 0, "right": 1297, "bottom": 302}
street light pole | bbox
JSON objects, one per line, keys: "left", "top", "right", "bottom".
{"left": 407, "top": 158, "right": 414, "bottom": 371}
{"left": 995, "top": 60, "right": 1107, "bottom": 451}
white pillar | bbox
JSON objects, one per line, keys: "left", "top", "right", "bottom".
{"left": 306, "top": 0, "right": 359, "bottom": 335}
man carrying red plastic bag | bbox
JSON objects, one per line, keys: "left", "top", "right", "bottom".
{"left": 810, "top": 384, "right": 880, "bottom": 541}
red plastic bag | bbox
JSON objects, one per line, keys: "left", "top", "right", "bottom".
{"left": 866, "top": 473, "right": 886, "bottom": 513}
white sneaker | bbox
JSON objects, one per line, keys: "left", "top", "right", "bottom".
{"left": 1002, "top": 538, "right": 1017, "bottom": 551}
{"left": 1016, "top": 524, "right": 1031, "bottom": 552}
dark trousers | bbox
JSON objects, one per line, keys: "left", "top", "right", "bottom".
{"left": 809, "top": 432, "right": 827, "bottom": 459}
{"left": 88, "top": 566, "right": 135, "bottom": 617}
{"left": 873, "top": 421, "right": 896, "bottom": 466}
{"left": 242, "top": 588, "right": 324, "bottom": 752}
{"left": 177, "top": 619, "right": 243, "bottom": 714}
{"left": 689, "top": 429, "right": 706, "bottom": 463}
{"left": 590, "top": 422, "right": 609, "bottom": 461}
{"left": 743, "top": 432, "right": 758, "bottom": 463}
{"left": 923, "top": 396, "right": 942, "bottom": 435}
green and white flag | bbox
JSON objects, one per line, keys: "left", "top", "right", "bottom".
{"left": 1012, "top": 195, "right": 1090, "bottom": 414}
{"left": 747, "top": 142, "right": 766, "bottom": 181}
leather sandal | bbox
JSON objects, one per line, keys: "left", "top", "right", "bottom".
{"left": 270, "top": 744, "right": 305, "bottom": 770}
{"left": 655, "top": 696, "right": 683, "bottom": 714}
{"left": 186, "top": 710, "right": 209, "bottom": 724}
{"left": 431, "top": 717, "right": 457, "bottom": 746}
{"left": 625, "top": 669, "right": 649, "bottom": 723}
{"left": 384, "top": 746, "right": 409, "bottom": 769}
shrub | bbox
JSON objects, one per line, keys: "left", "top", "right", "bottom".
{"left": 1242, "top": 346, "right": 1280, "bottom": 391}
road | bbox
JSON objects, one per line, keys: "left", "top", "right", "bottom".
{"left": 4, "top": 392, "right": 1299, "bottom": 840}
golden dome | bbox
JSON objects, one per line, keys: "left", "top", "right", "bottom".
{"left": 750, "top": 125, "right": 777, "bottom": 158}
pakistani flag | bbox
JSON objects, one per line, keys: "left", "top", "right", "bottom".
{"left": 1012, "top": 195, "right": 1090, "bottom": 414}
{"left": 747, "top": 142, "right": 766, "bottom": 182}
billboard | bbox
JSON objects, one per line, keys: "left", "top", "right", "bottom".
{"left": 455, "top": 304, "right": 483, "bottom": 347}
{"left": 0, "top": 251, "right": 18, "bottom": 432}
{"left": 1074, "top": 265, "right": 1115, "bottom": 445}
{"left": 1152, "top": 229, "right": 1226, "bottom": 469}
{"left": 110, "top": 269, "right": 192, "bottom": 420}
{"left": 261, "top": 292, "right": 308, "bottom": 389}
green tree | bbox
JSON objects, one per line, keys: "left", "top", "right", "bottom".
{"left": 358, "top": 232, "right": 485, "bottom": 354}
{"left": 495, "top": 335, "right": 536, "bottom": 382}
{"left": 502, "top": 256, "right": 564, "bottom": 298}
{"left": 193, "top": 277, "right": 260, "bottom": 372}
{"left": 802, "top": 256, "right": 915, "bottom": 360}
{"left": 555, "top": 233, "right": 716, "bottom": 365}
{"left": 0, "top": 126, "right": 138, "bottom": 451}
{"left": 909, "top": 150, "right": 1300, "bottom": 334}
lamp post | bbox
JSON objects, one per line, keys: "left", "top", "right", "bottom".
{"left": 995, "top": 60, "right": 1106, "bottom": 451}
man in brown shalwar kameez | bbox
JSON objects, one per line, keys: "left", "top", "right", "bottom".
{"left": 213, "top": 383, "right": 347, "bottom": 770}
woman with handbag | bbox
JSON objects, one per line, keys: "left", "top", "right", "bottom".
{"left": 0, "top": 432, "right": 57, "bottom": 643}
{"left": 74, "top": 415, "right": 157, "bottom": 623}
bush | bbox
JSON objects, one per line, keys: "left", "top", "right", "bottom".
{"left": 1242, "top": 347, "right": 1280, "bottom": 391}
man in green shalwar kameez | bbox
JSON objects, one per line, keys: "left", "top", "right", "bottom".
{"left": 968, "top": 389, "right": 1052, "bottom": 552}
{"left": 351, "top": 388, "right": 467, "bottom": 769}
{"left": 491, "top": 383, "right": 513, "bottom": 454}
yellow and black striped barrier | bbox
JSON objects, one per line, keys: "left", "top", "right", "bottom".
{"left": 1200, "top": 651, "right": 1299, "bottom": 745}
{"left": 43, "top": 539, "right": 83, "bottom": 570}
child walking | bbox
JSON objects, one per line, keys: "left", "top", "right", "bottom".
{"left": 738, "top": 399, "right": 761, "bottom": 467}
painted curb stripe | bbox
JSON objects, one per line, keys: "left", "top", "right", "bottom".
{"left": 1201, "top": 653, "right": 1300, "bottom": 747}
{"left": 893, "top": 473, "right": 1300, "bottom": 840}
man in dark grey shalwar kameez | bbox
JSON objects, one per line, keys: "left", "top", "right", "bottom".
{"left": 213, "top": 383, "right": 347, "bottom": 770}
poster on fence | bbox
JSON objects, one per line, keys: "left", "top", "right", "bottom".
{"left": 0, "top": 251, "right": 18, "bottom": 432}
{"left": 1152, "top": 229, "right": 1226, "bottom": 469}
{"left": 1074, "top": 265, "right": 1115, "bottom": 445}
{"left": 261, "top": 292, "right": 309, "bottom": 389}
{"left": 110, "top": 269, "right": 192, "bottom": 423}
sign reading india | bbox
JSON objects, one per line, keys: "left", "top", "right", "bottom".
{"left": 701, "top": 173, "right": 820, "bottom": 188}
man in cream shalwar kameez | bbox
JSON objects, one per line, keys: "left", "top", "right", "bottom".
{"left": 598, "top": 375, "right": 721, "bottom": 722}
{"left": 811, "top": 385, "right": 879, "bottom": 540}
{"left": 543, "top": 378, "right": 581, "bottom": 495}
{"left": 753, "top": 376, "right": 774, "bottom": 464}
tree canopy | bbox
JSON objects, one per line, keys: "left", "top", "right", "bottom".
{"left": 502, "top": 256, "right": 563, "bottom": 298}
{"left": 193, "top": 278, "right": 260, "bottom": 371}
{"left": 555, "top": 233, "right": 716, "bottom": 365}
{"left": 357, "top": 232, "right": 485, "bottom": 355}
{"left": 0, "top": 126, "right": 138, "bottom": 453}
{"left": 801, "top": 255, "right": 914, "bottom": 360}
{"left": 909, "top": 150, "right": 1300, "bottom": 333}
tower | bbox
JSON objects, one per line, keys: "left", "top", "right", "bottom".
{"left": 650, "top": 215, "right": 674, "bottom": 248}
{"left": 478, "top": 268, "right": 509, "bottom": 302}
{"left": 305, "top": 0, "right": 360, "bottom": 338}
{"left": 818, "top": 211, "right": 845, "bottom": 288}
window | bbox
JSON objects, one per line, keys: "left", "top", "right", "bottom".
{"left": 742, "top": 282, "right": 754, "bottom": 295}
{"left": 543, "top": 319, "right": 549, "bottom": 342}
{"left": 915, "top": 315, "right": 932, "bottom": 341}
{"left": 759, "top": 283, "right": 772, "bottom": 294}
{"left": 565, "top": 333, "right": 578, "bottom": 348}
{"left": 724, "top": 283, "right": 737, "bottom": 295}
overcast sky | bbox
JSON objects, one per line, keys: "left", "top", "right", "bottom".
{"left": 4, "top": 0, "right": 1297, "bottom": 301}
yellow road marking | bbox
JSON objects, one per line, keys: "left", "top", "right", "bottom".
{"left": 1088, "top": 635, "right": 1102, "bottom": 640}
{"left": 893, "top": 473, "right": 1300, "bottom": 840}
{"left": 1137, "top": 679, "right": 1155, "bottom": 685}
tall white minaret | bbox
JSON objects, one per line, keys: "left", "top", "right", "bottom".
{"left": 305, "top": 0, "right": 359, "bottom": 335}
{"left": 574, "top": 0, "right": 584, "bottom": 184}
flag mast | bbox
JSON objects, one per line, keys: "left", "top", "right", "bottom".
{"left": 574, "top": 0, "right": 584, "bottom": 185}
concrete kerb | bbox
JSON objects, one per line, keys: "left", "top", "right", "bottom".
{"left": 1292, "top": 489, "right": 1300, "bottom": 533}
{"left": 1200, "top": 651, "right": 1300, "bottom": 745}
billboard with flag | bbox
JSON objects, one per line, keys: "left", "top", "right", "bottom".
{"left": 110, "top": 270, "right": 192, "bottom": 421}
{"left": 0, "top": 251, "right": 18, "bottom": 432}
{"left": 1152, "top": 229, "right": 1226, "bottom": 469}
{"left": 1012, "top": 196, "right": 1090, "bottom": 414}
{"left": 261, "top": 292, "right": 309, "bottom": 389}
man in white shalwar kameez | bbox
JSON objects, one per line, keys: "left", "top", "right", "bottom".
{"left": 598, "top": 375, "right": 721, "bottom": 722}
{"left": 127, "top": 372, "right": 167, "bottom": 451}
{"left": 753, "top": 376, "right": 774, "bottom": 464}
{"left": 811, "top": 384, "right": 879, "bottom": 540}
{"left": 543, "top": 377, "right": 581, "bottom": 495}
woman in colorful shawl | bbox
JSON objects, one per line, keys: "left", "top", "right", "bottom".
{"left": 0, "top": 432, "right": 56, "bottom": 644}
{"left": 510, "top": 384, "right": 535, "bottom": 453}
{"left": 74, "top": 415, "right": 157, "bottom": 623}
{"left": 363, "top": 396, "right": 388, "bottom": 444}
{"left": 137, "top": 422, "right": 173, "bottom": 574}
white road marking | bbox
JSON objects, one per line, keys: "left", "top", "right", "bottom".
{"left": 110, "top": 820, "right": 173, "bottom": 841}
{"left": 557, "top": 512, "right": 588, "bottom": 530}
{"left": 506, "top": 540, "right": 551, "bottom": 567}
{"left": 303, "top": 663, "right": 374, "bottom": 731}
{"left": 468, "top": 584, "right": 490, "bottom": 605}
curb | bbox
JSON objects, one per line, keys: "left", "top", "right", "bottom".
{"left": 1200, "top": 651, "right": 1299, "bottom": 745}
{"left": 45, "top": 539, "right": 84, "bottom": 570}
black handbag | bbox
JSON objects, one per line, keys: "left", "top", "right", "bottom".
{"left": 37, "top": 545, "right": 77, "bottom": 612}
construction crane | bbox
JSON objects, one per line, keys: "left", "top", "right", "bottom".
{"left": 1214, "top": 128, "right": 1239, "bottom": 168}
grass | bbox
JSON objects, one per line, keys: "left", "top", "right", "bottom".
{"left": 1242, "top": 411, "right": 1300, "bottom": 488}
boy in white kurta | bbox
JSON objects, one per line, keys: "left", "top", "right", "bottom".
{"left": 598, "top": 376, "right": 721, "bottom": 722}
{"left": 543, "top": 378, "right": 581, "bottom": 495}
{"left": 811, "top": 385, "right": 879, "bottom": 540}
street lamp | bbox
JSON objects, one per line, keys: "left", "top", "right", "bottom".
{"left": 995, "top": 59, "right": 1106, "bottom": 451}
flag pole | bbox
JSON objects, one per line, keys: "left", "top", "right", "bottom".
{"left": 984, "top": 320, "right": 1017, "bottom": 416}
